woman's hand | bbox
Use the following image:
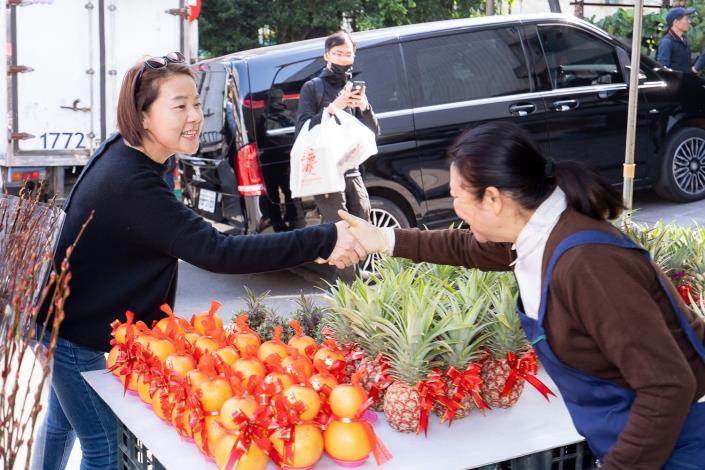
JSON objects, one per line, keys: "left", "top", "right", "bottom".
{"left": 315, "top": 220, "right": 369, "bottom": 268}
{"left": 338, "top": 210, "right": 388, "bottom": 253}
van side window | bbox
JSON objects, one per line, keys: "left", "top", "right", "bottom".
{"left": 194, "top": 65, "right": 227, "bottom": 151}
{"left": 402, "top": 28, "right": 530, "bottom": 107}
{"left": 538, "top": 26, "right": 624, "bottom": 88}
{"left": 351, "top": 44, "right": 410, "bottom": 113}
{"left": 268, "top": 58, "right": 326, "bottom": 130}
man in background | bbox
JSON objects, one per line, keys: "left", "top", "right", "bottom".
{"left": 657, "top": 7, "right": 697, "bottom": 73}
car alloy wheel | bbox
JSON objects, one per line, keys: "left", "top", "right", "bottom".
{"left": 672, "top": 136, "right": 705, "bottom": 196}
{"left": 361, "top": 206, "right": 404, "bottom": 274}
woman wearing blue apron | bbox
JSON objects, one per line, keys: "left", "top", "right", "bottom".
{"left": 341, "top": 122, "right": 705, "bottom": 469}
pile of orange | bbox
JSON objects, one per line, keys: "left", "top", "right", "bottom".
{"left": 107, "top": 302, "right": 389, "bottom": 470}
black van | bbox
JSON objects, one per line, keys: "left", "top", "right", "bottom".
{"left": 180, "top": 13, "right": 705, "bottom": 240}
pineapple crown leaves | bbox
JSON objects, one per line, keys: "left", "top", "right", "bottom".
{"left": 235, "top": 286, "right": 274, "bottom": 330}
{"left": 623, "top": 221, "right": 700, "bottom": 276}
{"left": 681, "top": 224, "right": 705, "bottom": 274}
{"left": 439, "top": 293, "right": 493, "bottom": 369}
{"left": 482, "top": 275, "right": 529, "bottom": 357}
{"left": 418, "top": 263, "right": 459, "bottom": 283}
{"left": 372, "top": 284, "right": 461, "bottom": 385}
{"left": 624, "top": 222, "right": 705, "bottom": 282}
{"left": 321, "top": 279, "right": 373, "bottom": 346}
{"left": 244, "top": 286, "right": 272, "bottom": 308}
{"left": 323, "top": 278, "right": 352, "bottom": 310}
{"left": 291, "top": 291, "right": 327, "bottom": 337}
{"left": 453, "top": 270, "right": 504, "bottom": 306}
{"left": 324, "top": 275, "right": 405, "bottom": 356}
{"left": 373, "top": 255, "right": 415, "bottom": 278}
{"left": 316, "top": 307, "right": 357, "bottom": 345}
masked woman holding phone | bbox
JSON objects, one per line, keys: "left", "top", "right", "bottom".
{"left": 296, "top": 31, "right": 379, "bottom": 229}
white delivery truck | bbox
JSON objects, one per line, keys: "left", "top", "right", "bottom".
{"left": 1, "top": 0, "right": 199, "bottom": 199}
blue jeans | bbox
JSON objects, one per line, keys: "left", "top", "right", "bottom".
{"left": 32, "top": 335, "right": 117, "bottom": 470}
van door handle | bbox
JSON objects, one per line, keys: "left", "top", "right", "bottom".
{"left": 508, "top": 103, "right": 536, "bottom": 117}
{"left": 553, "top": 99, "right": 578, "bottom": 112}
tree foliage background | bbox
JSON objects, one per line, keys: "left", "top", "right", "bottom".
{"left": 199, "top": 0, "right": 486, "bottom": 58}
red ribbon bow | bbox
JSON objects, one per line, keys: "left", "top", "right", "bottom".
{"left": 414, "top": 369, "right": 457, "bottom": 436}
{"left": 268, "top": 393, "right": 307, "bottom": 465}
{"left": 225, "top": 407, "right": 278, "bottom": 470}
{"left": 678, "top": 284, "right": 695, "bottom": 305}
{"left": 366, "top": 354, "right": 393, "bottom": 405}
{"left": 447, "top": 363, "right": 490, "bottom": 415}
{"left": 501, "top": 350, "right": 555, "bottom": 400}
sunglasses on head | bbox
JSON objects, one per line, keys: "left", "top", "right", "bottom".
{"left": 135, "top": 51, "right": 186, "bottom": 92}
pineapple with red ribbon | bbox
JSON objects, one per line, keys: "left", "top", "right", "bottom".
{"left": 481, "top": 277, "right": 554, "bottom": 408}
{"left": 434, "top": 277, "right": 491, "bottom": 420}
{"left": 377, "top": 283, "right": 458, "bottom": 433}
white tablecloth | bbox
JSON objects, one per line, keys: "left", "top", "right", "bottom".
{"left": 82, "top": 370, "right": 583, "bottom": 470}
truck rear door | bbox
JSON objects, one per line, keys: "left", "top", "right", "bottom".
{"left": 12, "top": 1, "right": 99, "bottom": 164}
{"left": 8, "top": 0, "right": 188, "bottom": 181}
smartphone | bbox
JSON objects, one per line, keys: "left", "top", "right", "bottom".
{"left": 352, "top": 80, "right": 366, "bottom": 93}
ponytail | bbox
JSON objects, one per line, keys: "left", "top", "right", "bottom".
{"left": 450, "top": 122, "right": 623, "bottom": 220}
{"left": 553, "top": 161, "right": 623, "bottom": 220}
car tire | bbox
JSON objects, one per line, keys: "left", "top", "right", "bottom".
{"left": 654, "top": 127, "right": 705, "bottom": 202}
{"left": 361, "top": 196, "right": 411, "bottom": 274}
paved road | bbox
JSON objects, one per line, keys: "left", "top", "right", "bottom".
{"left": 629, "top": 189, "right": 705, "bottom": 226}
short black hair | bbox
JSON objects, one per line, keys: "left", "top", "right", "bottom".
{"left": 324, "top": 31, "right": 356, "bottom": 52}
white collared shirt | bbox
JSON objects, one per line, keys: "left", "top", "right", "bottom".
{"left": 511, "top": 187, "right": 567, "bottom": 320}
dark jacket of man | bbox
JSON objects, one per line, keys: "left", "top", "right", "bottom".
{"left": 657, "top": 29, "right": 693, "bottom": 73}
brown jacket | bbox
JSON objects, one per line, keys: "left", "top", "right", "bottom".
{"left": 393, "top": 208, "right": 705, "bottom": 470}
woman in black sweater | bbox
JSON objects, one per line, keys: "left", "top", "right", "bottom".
{"left": 33, "top": 52, "right": 365, "bottom": 470}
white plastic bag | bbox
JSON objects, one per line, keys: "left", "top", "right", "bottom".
{"left": 334, "top": 110, "right": 378, "bottom": 173}
{"left": 289, "top": 116, "right": 346, "bottom": 198}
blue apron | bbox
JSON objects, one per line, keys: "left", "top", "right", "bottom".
{"left": 518, "top": 230, "right": 705, "bottom": 469}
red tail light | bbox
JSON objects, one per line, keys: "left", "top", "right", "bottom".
{"left": 235, "top": 143, "right": 266, "bottom": 197}
{"left": 10, "top": 167, "right": 46, "bottom": 183}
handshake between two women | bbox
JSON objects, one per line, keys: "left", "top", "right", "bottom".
{"left": 317, "top": 210, "right": 389, "bottom": 269}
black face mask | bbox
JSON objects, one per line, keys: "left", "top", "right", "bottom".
{"left": 329, "top": 63, "right": 353, "bottom": 75}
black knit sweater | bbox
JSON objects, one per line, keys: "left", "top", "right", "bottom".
{"left": 41, "top": 135, "right": 337, "bottom": 351}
